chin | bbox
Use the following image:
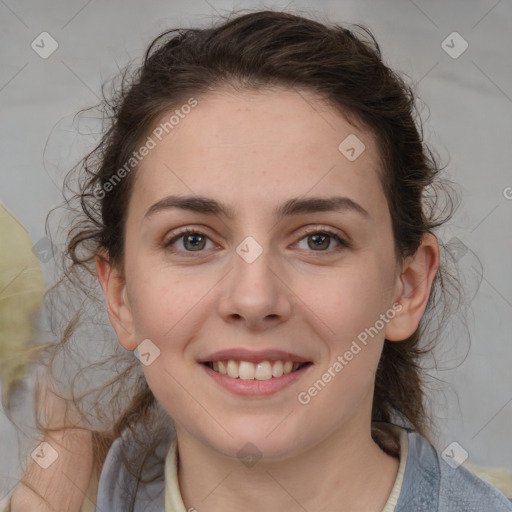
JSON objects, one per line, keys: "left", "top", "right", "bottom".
{"left": 207, "top": 418, "right": 306, "bottom": 463}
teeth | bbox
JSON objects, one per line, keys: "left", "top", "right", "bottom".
{"left": 272, "top": 360, "right": 283, "bottom": 377}
{"left": 227, "top": 360, "right": 238, "bottom": 378}
{"left": 218, "top": 361, "right": 227, "bottom": 375}
{"left": 239, "top": 361, "right": 255, "bottom": 380}
{"left": 209, "top": 359, "right": 305, "bottom": 380}
{"left": 255, "top": 361, "right": 273, "bottom": 380}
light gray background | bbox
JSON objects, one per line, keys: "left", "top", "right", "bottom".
{"left": 1, "top": 0, "right": 511, "bottom": 504}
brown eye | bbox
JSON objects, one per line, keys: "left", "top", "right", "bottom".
{"left": 182, "top": 233, "right": 207, "bottom": 251}
{"left": 307, "top": 233, "right": 331, "bottom": 250}
{"left": 164, "top": 230, "right": 214, "bottom": 253}
{"left": 295, "top": 229, "right": 348, "bottom": 252}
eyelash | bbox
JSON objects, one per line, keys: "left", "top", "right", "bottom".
{"left": 163, "top": 227, "right": 350, "bottom": 256}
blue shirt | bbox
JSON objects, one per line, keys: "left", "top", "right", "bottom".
{"left": 95, "top": 427, "right": 512, "bottom": 511}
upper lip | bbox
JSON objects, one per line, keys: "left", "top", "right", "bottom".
{"left": 198, "top": 348, "right": 311, "bottom": 363}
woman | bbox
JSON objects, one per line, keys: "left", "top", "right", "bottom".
{"left": 7, "top": 9, "right": 512, "bottom": 512}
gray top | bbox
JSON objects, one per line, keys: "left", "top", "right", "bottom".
{"left": 95, "top": 428, "right": 512, "bottom": 511}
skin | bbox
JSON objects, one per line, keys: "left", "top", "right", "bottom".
{"left": 96, "top": 87, "right": 439, "bottom": 512}
{"left": 10, "top": 381, "right": 95, "bottom": 512}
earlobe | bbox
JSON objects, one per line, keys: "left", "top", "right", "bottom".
{"left": 385, "top": 234, "right": 440, "bottom": 342}
{"left": 95, "top": 250, "right": 138, "bottom": 351}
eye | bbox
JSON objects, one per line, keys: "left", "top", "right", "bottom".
{"left": 164, "top": 229, "right": 216, "bottom": 253}
{"left": 295, "top": 228, "right": 349, "bottom": 252}
{"left": 163, "top": 227, "right": 349, "bottom": 255}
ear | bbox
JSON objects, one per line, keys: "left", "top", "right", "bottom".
{"left": 385, "top": 233, "right": 440, "bottom": 342}
{"left": 95, "top": 249, "right": 138, "bottom": 351}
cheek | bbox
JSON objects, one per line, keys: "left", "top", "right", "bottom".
{"left": 126, "top": 265, "right": 205, "bottom": 342}
{"left": 296, "top": 269, "right": 390, "bottom": 423}
{"left": 297, "top": 261, "right": 395, "bottom": 343}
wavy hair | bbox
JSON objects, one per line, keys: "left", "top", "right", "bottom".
{"left": 7, "top": 9, "right": 462, "bottom": 508}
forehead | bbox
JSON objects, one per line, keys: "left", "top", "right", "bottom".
{"left": 129, "top": 87, "right": 387, "bottom": 223}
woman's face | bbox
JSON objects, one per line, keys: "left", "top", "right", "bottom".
{"left": 108, "top": 88, "right": 406, "bottom": 459}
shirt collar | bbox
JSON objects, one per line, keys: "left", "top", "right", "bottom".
{"left": 164, "top": 426, "right": 413, "bottom": 512}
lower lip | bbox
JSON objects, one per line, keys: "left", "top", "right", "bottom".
{"left": 201, "top": 363, "right": 312, "bottom": 396}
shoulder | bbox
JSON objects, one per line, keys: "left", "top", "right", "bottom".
{"left": 95, "top": 434, "right": 168, "bottom": 512}
{"left": 396, "top": 429, "right": 512, "bottom": 512}
{"left": 436, "top": 444, "right": 512, "bottom": 511}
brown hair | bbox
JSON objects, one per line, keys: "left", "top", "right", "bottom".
{"left": 9, "top": 8, "right": 460, "bottom": 507}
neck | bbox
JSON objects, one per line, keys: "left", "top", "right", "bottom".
{"left": 174, "top": 421, "right": 400, "bottom": 512}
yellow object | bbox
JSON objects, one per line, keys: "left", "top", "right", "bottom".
{"left": 465, "top": 462, "right": 512, "bottom": 500}
{"left": 0, "top": 204, "right": 46, "bottom": 399}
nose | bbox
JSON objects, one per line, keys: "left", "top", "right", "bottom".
{"left": 217, "top": 240, "right": 293, "bottom": 331}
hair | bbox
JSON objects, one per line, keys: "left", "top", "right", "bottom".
{"left": 6, "top": 8, "right": 461, "bottom": 508}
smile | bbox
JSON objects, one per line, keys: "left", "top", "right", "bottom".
{"left": 203, "top": 360, "right": 311, "bottom": 380}
{"left": 201, "top": 359, "right": 313, "bottom": 396}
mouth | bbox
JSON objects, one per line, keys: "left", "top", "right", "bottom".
{"left": 202, "top": 360, "right": 313, "bottom": 381}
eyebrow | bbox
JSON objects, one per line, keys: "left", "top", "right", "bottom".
{"left": 143, "top": 194, "right": 370, "bottom": 221}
